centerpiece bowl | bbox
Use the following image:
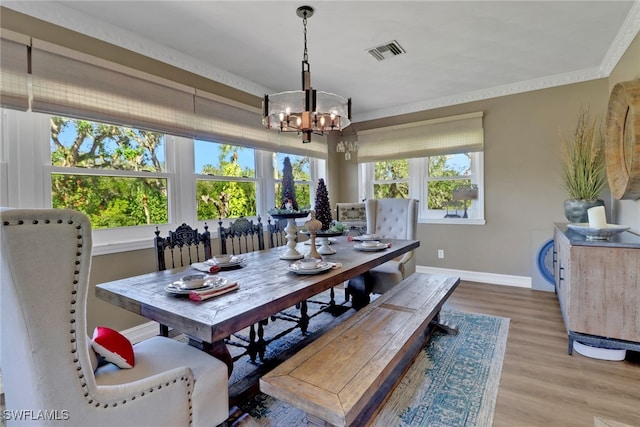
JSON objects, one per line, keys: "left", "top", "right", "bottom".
{"left": 567, "top": 223, "right": 630, "bottom": 240}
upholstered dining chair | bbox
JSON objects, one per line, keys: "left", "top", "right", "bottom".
{"left": 1, "top": 208, "right": 229, "bottom": 427}
{"left": 348, "top": 198, "right": 419, "bottom": 308}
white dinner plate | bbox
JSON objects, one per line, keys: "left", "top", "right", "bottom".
{"left": 354, "top": 243, "right": 388, "bottom": 251}
{"left": 295, "top": 261, "right": 324, "bottom": 270}
{"left": 288, "top": 261, "right": 333, "bottom": 275}
{"left": 205, "top": 256, "right": 245, "bottom": 268}
{"left": 352, "top": 234, "right": 381, "bottom": 241}
{"left": 165, "top": 277, "right": 228, "bottom": 295}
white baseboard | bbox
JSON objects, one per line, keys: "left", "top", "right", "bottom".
{"left": 416, "top": 266, "right": 532, "bottom": 288}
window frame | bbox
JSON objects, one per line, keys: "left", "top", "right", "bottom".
{"left": 1, "top": 108, "right": 327, "bottom": 254}
{"left": 272, "top": 152, "right": 317, "bottom": 211}
{"left": 194, "top": 139, "right": 261, "bottom": 221}
{"left": 360, "top": 152, "right": 485, "bottom": 225}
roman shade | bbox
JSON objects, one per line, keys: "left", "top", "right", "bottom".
{"left": 357, "top": 112, "right": 484, "bottom": 163}
{"left": 195, "top": 90, "right": 328, "bottom": 159}
{"left": 0, "top": 30, "right": 30, "bottom": 111}
{"left": 30, "top": 39, "right": 197, "bottom": 138}
{"left": 18, "top": 37, "right": 329, "bottom": 159}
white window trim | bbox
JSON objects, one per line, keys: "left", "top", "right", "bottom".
{"left": 359, "top": 152, "right": 485, "bottom": 225}
{"left": 1, "top": 108, "right": 327, "bottom": 255}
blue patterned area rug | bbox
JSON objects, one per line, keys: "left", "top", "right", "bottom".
{"left": 239, "top": 310, "right": 510, "bottom": 427}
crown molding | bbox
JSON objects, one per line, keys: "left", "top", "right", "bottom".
{"left": 354, "top": 67, "right": 608, "bottom": 122}
{"left": 1, "top": 1, "right": 272, "bottom": 98}
{"left": 355, "top": 3, "right": 640, "bottom": 122}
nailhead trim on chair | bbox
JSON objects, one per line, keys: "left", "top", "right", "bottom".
{"left": 5, "top": 214, "right": 195, "bottom": 418}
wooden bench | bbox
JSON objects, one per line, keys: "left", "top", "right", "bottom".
{"left": 259, "top": 273, "right": 460, "bottom": 427}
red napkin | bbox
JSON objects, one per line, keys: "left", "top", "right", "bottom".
{"left": 189, "top": 282, "right": 239, "bottom": 301}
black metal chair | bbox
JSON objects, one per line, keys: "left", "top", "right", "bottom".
{"left": 154, "top": 222, "right": 212, "bottom": 336}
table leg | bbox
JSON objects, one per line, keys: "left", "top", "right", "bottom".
{"left": 188, "top": 337, "right": 234, "bottom": 378}
{"left": 257, "top": 319, "right": 268, "bottom": 362}
{"left": 299, "top": 300, "right": 309, "bottom": 334}
{"left": 347, "top": 272, "right": 372, "bottom": 310}
{"left": 430, "top": 311, "right": 459, "bottom": 335}
{"left": 247, "top": 321, "right": 269, "bottom": 363}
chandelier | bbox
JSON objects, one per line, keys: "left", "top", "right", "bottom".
{"left": 262, "top": 5, "right": 352, "bottom": 144}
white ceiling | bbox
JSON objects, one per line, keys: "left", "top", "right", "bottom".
{"left": 4, "top": 1, "right": 640, "bottom": 123}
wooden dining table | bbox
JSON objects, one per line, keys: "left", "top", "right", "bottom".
{"left": 95, "top": 236, "right": 420, "bottom": 375}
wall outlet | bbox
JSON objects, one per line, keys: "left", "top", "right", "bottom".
{"left": 437, "top": 249, "right": 445, "bottom": 259}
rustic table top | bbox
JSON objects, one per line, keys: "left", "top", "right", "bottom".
{"left": 95, "top": 237, "right": 420, "bottom": 343}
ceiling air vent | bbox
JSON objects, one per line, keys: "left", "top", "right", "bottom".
{"left": 367, "top": 40, "right": 406, "bottom": 61}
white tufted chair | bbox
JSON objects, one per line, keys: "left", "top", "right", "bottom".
{"left": 1, "top": 208, "right": 228, "bottom": 427}
{"left": 364, "top": 198, "right": 419, "bottom": 294}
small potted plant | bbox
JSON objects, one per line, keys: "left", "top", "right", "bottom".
{"left": 560, "top": 107, "right": 606, "bottom": 223}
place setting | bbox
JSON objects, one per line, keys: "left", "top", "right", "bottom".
{"left": 165, "top": 274, "right": 228, "bottom": 295}
{"left": 192, "top": 254, "right": 246, "bottom": 273}
{"left": 287, "top": 257, "right": 340, "bottom": 275}
{"left": 353, "top": 239, "right": 391, "bottom": 252}
{"left": 164, "top": 273, "right": 239, "bottom": 301}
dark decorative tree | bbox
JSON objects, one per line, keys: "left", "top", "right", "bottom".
{"left": 314, "top": 178, "right": 332, "bottom": 231}
{"left": 280, "top": 156, "right": 299, "bottom": 210}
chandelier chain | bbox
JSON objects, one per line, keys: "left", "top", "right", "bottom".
{"left": 302, "top": 13, "right": 308, "bottom": 63}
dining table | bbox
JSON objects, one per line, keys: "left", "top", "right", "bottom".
{"left": 95, "top": 236, "right": 420, "bottom": 376}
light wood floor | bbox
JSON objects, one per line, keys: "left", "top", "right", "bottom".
{"left": 444, "top": 281, "right": 640, "bottom": 427}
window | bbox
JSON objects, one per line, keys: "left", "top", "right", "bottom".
{"left": 424, "top": 153, "right": 482, "bottom": 220}
{"left": 361, "top": 153, "right": 484, "bottom": 223}
{"left": 50, "top": 116, "right": 170, "bottom": 229}
{"left": 0, "top": 37, "right": 331, "bottom": 252}
{"left": 358, "top": 112, "right": 485, "bottom": 224}
{"left": 273, "top": 153, "right": 312, "bottom": 210}
{"left": 1, "top": 108, "right": 328, "bottom": 253}
{"left": 195, "top": 140, "right": 257, "bottom": 220}
{"left": 372, "top": 159, "right": 409, "bottom": 198}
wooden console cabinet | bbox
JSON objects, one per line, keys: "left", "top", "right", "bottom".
{"left": 553, "top": 224, "right": 640, "bottom": 354}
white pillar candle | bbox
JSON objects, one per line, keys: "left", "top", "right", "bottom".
{"left": 587, "top": 206, "right": 607, "bottom": 228}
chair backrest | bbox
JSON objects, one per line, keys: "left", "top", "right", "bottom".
{"left": 267, "top": 217, "right": 289, "bottom": 248}
{"left": 218, "top": 216, "right": 264, "bottom": 255}
{"left": 336, "top": 202, "right": 367, "bottom": 236}
{"left": 154, "top": 223, "right": 212, "bottom": 271}
{"left": 336, "top": 203, "right": 366, "bottom": 223}
{"left": 1, "top": 208, "right": 98, "bottom": 413}
{"left": 365, "top": 198, "right": 418, "bottom": 240}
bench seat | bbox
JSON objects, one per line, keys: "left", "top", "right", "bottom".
{"left": 259, "top": 273, "right": 460, "bottom": 426}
